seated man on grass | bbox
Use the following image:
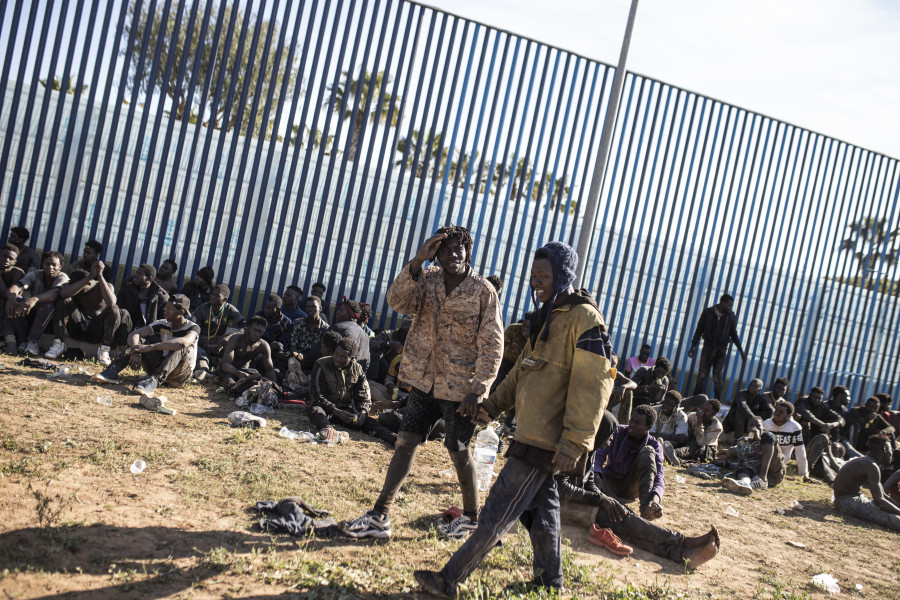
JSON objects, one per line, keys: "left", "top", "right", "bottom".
{"left": 255, "top": 293, "right": 293, "bottom": 348}
{"left": 289, "top": 295, "right": 329, "bottom": 359}
{"left": 722, "top": 378, "right": 772, "bottom": 440}
{"left": 719, "top": 417, "right": 785, "bottom": 495}
{"left": 192, "top": 284, "right": 244, "bottom": 380}
{"left": 4, "top": 251, "right": 68, "bottom": 355}
{"left": 0, "top": 243, "right": 26, "bottom": 353}
{"left": 219, "top": 315, "right": 279, "bottom": 392}
{"left": 155, "top": 259, "right": 179, "bottom": 296}
{"left": 307, "top": 336, "right": 396, "bottom": 447}
{"left": 91, "top": 295, "right": 199, "bottom": 397}
{"left": 764, "top": 400, "right": 820, "bottom": 482}
{"left": 586, "top": 411, "right": 719, "bottom": 569}
{"left": 118, "top": 264, "right": 169, "bottom": 330}
{"left": 594, "top": 404, "right": 665, "bottom": 521}
{"left": 651, "top": 391, "right": 689, "bottom": 463}
{"left": 630, "top": 357, "right": 670, "bottom": 406}
{"left": 832, "top": 433, "right": 900, "bottom": 532}
{"left": 47, "top": 260, "right": 131, "bottom": 365}
{"left": 281, "top": 285, "right": 307, "bottom": 322}
{"left": 670, "top": 398, "right": 722, "bottom": 464}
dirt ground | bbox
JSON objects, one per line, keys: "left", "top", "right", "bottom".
{"left": 0, "top": 357, "right": 898, "bottom": 600}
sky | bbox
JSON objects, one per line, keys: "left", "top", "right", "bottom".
{"left": 424, "top": 0, "right": 900, "bottom": 159}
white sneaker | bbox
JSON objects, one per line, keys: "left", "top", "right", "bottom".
{"left": 97, "top": 344, "right": 112, "bottom": 366}
{"left": 750, "top": 476, "right": 768, "bottom": 491}
{"left": 25, "top": 341, "right": 40, "bottom": 356}
{"left": 44, "top": 339, "right": 66, "bottom": 359}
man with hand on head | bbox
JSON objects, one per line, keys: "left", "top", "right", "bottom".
{"left": 340, "top": 226, "right": 503, "bottom": 542}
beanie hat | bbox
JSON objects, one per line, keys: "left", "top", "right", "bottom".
{"left": 197, "top": 266, "right": 215, "bottom": 285}
{"left": 533, "top": 241, "right": 578, "bottom": 340}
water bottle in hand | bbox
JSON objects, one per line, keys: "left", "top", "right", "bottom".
{"left": 474, "top": 424, "right": 500, "bottom": 491}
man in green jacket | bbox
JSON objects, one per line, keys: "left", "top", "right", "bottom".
{"left": 415, "top": 241, "right": 615, "bottom": 596}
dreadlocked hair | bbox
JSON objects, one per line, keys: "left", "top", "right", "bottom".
{"left": 435, "top": 225, "right": 474, "bottom": 265}
{"left": 357, "top": 304, "right": 372, "bottom": 326}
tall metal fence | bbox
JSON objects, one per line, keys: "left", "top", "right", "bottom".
{"left": 1, "top": 0, "right": 898, "bottom": 405}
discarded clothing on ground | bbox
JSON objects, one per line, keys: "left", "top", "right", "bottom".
{"left": 21, "top": 357, "right": 58, "bottom": 370}
{"left": 235, "top": 379, "right": 283, "bottom": 408}
{"left": 256, "top": 497, "right": 336, "bottom": 538}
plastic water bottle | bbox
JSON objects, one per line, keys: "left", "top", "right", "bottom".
{"left": 279, "top": 426, "right": 299, "bottom": 440}
{"left": 474, "top": 424, "right": 500, "bottom": 491}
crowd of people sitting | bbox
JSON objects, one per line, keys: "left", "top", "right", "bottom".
{"left": 1, "top": 223, "right": 898, "bottom": 596}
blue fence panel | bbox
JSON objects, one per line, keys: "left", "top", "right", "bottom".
{"left": 1, "top": 0, "right": 899, "bottom": 408}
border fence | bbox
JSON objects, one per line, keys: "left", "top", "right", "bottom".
{"left": 1, "top": 0, "right": 898, "bottom": 406}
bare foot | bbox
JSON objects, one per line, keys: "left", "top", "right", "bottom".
{"left": 682, "top": 533, "right": 719, "bottom": 571}
{"left": 683, "top": 525, "right": 719, "bottom": 549}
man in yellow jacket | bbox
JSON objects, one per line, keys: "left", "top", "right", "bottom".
{"left": 415, "top": 240, "right": 615, "bottom": 596}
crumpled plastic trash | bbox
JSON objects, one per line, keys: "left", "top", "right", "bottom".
{"left": 229, "top": 411, "right": 267, "bottom": 429}
{"left": 674, "top": 475, "right": 686, "bottom": 484}
{"left": 724, "top": 505, "right": 739, "bottom": 517}
{"left": 791, "top": 500, "right": 804, "bottom": 510}
{"left": 438, "top": 468, "right": 455, "bottom": 479}
{"left": 811, "top": 573, "right": 840, "bottom": 594}
{"left": 250, "top": 402, "right": 275, "bottom": 415}
{"left": 130, "top": 460, "right": 146, "bottom": 475}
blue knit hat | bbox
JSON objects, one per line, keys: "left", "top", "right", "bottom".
{"left": 533, "top": 241, "right": 579, "bottom": 340}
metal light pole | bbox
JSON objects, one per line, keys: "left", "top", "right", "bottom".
{"left": 575, "top": 0, "right": 640, "bottom": 286}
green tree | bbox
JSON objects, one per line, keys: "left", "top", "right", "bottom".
{"left": 288, "top": 124, "right": 333, "bottom": 155}
{"left": 38, "top": 76, "right": 87, "bottom": 95}
{"left": 326, "top": 70, "right": 401, "bottom": 160}
{"left": 839, "top": 216, "right": 900, "bottom": 288}
{"left": 122, "top": 0, "right": 297, "bottom": 139}
{"left": 396, "top": 128, "right": 447, "bottom": 178}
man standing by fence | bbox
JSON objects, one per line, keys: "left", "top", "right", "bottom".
{"left": 688, "top": 294, "right": 747, "bottom": 401}
{"left": 339, "top": 225, "right": 503, "bottom": 540}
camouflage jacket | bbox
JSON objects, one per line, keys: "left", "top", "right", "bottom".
{"left": 386, "top": 263, "right": 503, "bottom": 402}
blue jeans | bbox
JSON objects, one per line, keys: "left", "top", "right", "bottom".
{"left": 441, "top": 456, "right": 562, "bottom": 590}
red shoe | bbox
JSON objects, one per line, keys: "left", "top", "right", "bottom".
{"left": 588, "top": 525, "right": 633, "bottom": 556}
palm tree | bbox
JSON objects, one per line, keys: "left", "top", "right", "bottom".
{"left": 839, "top": 216, "right": 900, "bottom": 288}
{"left": 396, "top": 129, "right": 447, "bottom": 178}
{"left": 326, "top": 69, "right": 401, "bottom": 160}
{"left": 38, "top": 76, "right": 87, "bottom": 95}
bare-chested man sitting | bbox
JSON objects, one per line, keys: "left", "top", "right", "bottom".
{"left": 219, "top": 315, "right": 279, "bottom": 392}
{"left": 832, "top": 433, "right": 900, "bottom": 532}
{"left": 46, "top": 260, "right": 130, "bottom": 365}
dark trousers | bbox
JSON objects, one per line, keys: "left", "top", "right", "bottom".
{"left": 307, "top": 404, "right": 397, "bottom": 445}
{"left": 441, "top": 456, "right": 562, "bottom": 590}
{"left": 693, "top": 344, "right": 727, "bottom": 400}
{"left": 600, "top": 445, "right": 658, "bottom": 509}
{"left": 6, "top": 302, "right": 56, "bottom": 343}
{"left": 106, "top": 337, "right": 192, "bottom": 387}
{"left": 53, "top": 298, "right": 130, "bottom": 346}
{"left": 594, "top": 494, "right": 685, "bottom": 563}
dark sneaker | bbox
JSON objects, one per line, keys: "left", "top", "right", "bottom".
{"left": 133, "top": 376, "right": 159, "bottom": 396}
{"left": 413, "top": 569, "right": 453, "bottom": 598}
{"left": 338, "top": 512, "right": 391, "bottom": 539}
{"left": 91, "top": 369, "right": 121, "bottom": 385}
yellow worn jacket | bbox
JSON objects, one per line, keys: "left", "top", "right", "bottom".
{"left": 484, "top": 299, "right": 614, "bottom": 460}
